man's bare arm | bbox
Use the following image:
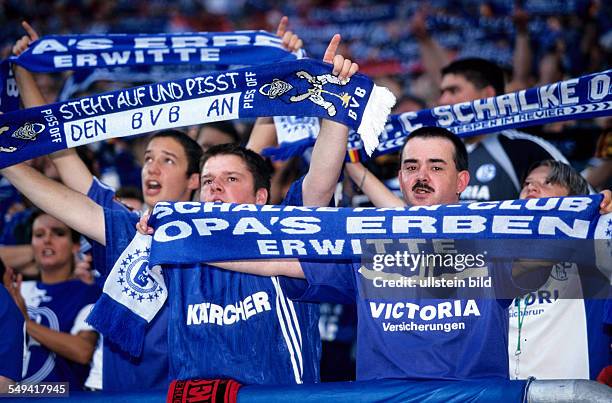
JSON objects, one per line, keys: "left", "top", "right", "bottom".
{"left": 301, "top": 34, "right": 358, "bottom": 206}
{"left": 345, "top": 162, "right": 404, "bottom": 207}
{"left": 0, "top": 245, "right": 34, "bottom": 269}
{"left": 0, "top": 376, "right": 15, "bottom": 393}
{"left": 0, "top": 164, "right": 105, "bottom": 245}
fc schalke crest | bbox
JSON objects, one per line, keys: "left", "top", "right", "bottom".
{"left": 475, "top": 164, "right": 496, "bottom": 183}
{"left": 259, "top": 70, "right": 351, "bottom": 117}
{"left": 550, "top": 262, "right": 570, "bottom": 281}
{"left": 117, "top": 247, "right": 164, "bottom": 302}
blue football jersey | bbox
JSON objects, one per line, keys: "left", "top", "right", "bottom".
{"left": 288, "top": 260, "right": 522, "bottom": 381}
{"left": 0, "top": 285, "right": 24, "bottom": 382}
{"left": 20, "top": 280, "right": 100, "bottom": 388}
{"left": 164, "top": 175, "right": 321, "bottom": 384}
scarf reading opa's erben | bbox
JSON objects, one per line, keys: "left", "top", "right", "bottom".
{"left": 87, "top": 196, "right": 612, "bottom": 356}
{"left": 0, "top": 58, "right": 395, "bottom": 168}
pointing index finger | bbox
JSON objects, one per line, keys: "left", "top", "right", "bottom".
{"left": 276, "top": 16, "right": 288, "bottom": 37}
{"left": 323, "top": 34, "right": 341, "bottom": 64}
{"left": 21, "top": 21, "right": 39, "bottom": 41}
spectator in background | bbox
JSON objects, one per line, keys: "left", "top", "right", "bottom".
{"left": 3, "top": 211, "right": 100, "bottom": 389}
{"left": 192, "top": 121, "right": 242, "bottom": 152}
{"left": 584, "top": 127, "right": 612, "bottom": 191}
{"left": 115, "top": 186, "right": 144, "bottom": 212}
{"left": 509, "top": 159, "right": 610, "bottom": 380}
{"left": 437, "top": 58, "right": 569, "bottom": 202}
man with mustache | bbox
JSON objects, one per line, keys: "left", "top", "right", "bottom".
{"left": 177, "top": 126, "right": 611, "bottom": 381}
{"left": 167, "top": 126, "right": 521, "bottom": 380}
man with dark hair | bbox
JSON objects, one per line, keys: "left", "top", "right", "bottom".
{"left": 396, "top": 126, "right": 469, "bottom": 206}
{"left": 154, "top": 141, "right": 322, "bottom": 384}
{"left": 189, "top": 127, "right": 518, "bottom": 381}
{"left": 438, "top": 57, "right": 569, "bottom": 203}
{"left": 200, "top": 143, "right": 272, "bottom": 198}
{"left": 440, "top": 58, "right": 506, "bottom": 102}
{"left": 4, "top": 32, "right": 358, "bottom": 388}
{"left": 1, "top": 128, "right": 202, "bottom": 391}
{"left": 202, "top": 127, "right": 612, "bottom": 381}
{"left": 345, "top": 126, "right": 468, "bottom": 208}
{"left": 399, "top": 126, "right": 469, "bottom": 171}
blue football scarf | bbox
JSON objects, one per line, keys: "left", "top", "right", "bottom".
{"left": 264, "top": 70, "right": 612, "bottom": 162}
{"left": 88, "top": 195, "right": 612, "bottom": 356}
{"left": 0, "top": 59, "right": 395, "bottom": 168}
{"left": 0, "top": 31, "right": 305, "bottom": 111}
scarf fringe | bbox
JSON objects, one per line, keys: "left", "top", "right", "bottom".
{"left": 87, "top": 293, "right": 146, "bottom": 357}
{"left": 358, "top": 84, "right": 396, "bottom": 156}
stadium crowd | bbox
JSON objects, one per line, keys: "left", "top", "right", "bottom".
{"left": 0, "top": 0, "right": 610, "bottom": 398}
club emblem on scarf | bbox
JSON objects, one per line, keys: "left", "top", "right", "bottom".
{"left": 11, "top": 122, "right": 45, "bottom": 141}
{"left": 259, "top": 70, "right": 351, "bottom": 117}
{"left": 117, "top": 247, "right": 164, "bottom": 302}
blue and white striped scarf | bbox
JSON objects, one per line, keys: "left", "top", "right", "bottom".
{"left": 0, "top": 59, "right": 395, "bottom": 168}
{"left": 264, "top": 70, "right": 612, "bottom": 162}
{"left": 88, "top": 196, "right": 612, "bottom": 356}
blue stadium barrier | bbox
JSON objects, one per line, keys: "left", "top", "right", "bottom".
{"left": 1, "top": 379, "right": 527, "bottom": 402}
{"left": 3, "top": 379, "right": 610, "bottom": 402}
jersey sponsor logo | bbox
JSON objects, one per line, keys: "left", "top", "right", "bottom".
{"left": 186, "top": 291, "right": 271, "bottom": 326}
{"left": 382, "top": 321, "right": 466, "bottom": 333}
{"left": 513, "top": 289, "right": 560, "bottom": 314}
{"left": 475, "top": 163, "right": 496, "bottom": 183}
{"left": 460, "top": 185, "right": 490, "bottom": 201}
{"left": 369, "top": 299, "right": 481, "bottom": 321}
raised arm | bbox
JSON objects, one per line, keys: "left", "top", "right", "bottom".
{"left": 410, "top": 9, "right": 450, "bottom": 88}
{"left": 301, "top": 34, "right": 359, "bottom": 206}
{"left": 345, "top": 162, "right": 404, "bottom": 207}
{"left": 12, "top": 21, "right": 94, "bottom": 194}
{"left": 507, "top": 8, "right": 533, "bottom": 92}
{"left": 0, "top": 164, "right": 105, "bottom": 245}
